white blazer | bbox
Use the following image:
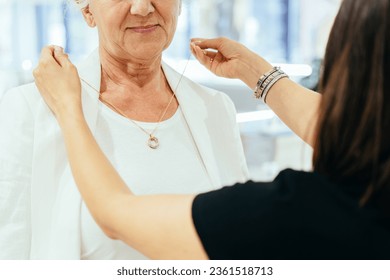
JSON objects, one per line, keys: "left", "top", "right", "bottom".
{"left": 0, "top": 50, "right": 249, "bottom": 259}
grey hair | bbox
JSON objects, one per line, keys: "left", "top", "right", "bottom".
{"left": 73, "top": 0, "right": 89, "bottom": 9}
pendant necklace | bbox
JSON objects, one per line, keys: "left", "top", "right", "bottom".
{"left": 80, "top": 56, "right": 191, "bottom": 149}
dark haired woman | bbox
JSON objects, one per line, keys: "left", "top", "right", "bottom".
{"left": 33, "top": 0, "right": 390, "bottom": 259}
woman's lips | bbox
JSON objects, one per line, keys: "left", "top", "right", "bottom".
{"left": 128, "top": 24, "right": 159, "bottom": 33}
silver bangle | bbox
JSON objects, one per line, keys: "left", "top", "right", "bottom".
{"left": 253, "top": 67, "right": 280, "bottom": 99}
{"left": 253, "top": 66, "right": 288, "bottom": 102}
{"left": 261, "top": 73, "right": 288, "bottom": 103}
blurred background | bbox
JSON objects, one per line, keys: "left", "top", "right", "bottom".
{"left": 0, "top": 0, "right": 342, "bottom": 181}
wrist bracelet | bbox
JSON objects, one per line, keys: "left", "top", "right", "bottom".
{"left": 253, "top": 67, "right": 279, "bottom": 99}
{"left": 261, "top": 72, "right": 288, "bottom": 103}
{"left": 253, "top": 66, "right": 288, "bottom": 103}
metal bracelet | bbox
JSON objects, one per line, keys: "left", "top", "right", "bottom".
{"left": 262, "top": 73, "right": 289, "bottom": 103}
{"left": 253, "top": 66, "right": 280, "bottom": 99}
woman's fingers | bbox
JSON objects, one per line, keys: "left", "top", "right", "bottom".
{"left": 39, "top": 46, "right": 55, "bottom": 61}
{"left": 35, "top": 46, "right": 58, "bottom": 75}
{"left": 191, "top": 39, "right": 223, "bottom": 61}
{"left": 202, "top": 49, "right": 218, "bottom": 61}
{"left": 190, "top": 39, "right": 234, "bottom": 78}
{"left": 190, "top": 43, "right": 216, "bottom": 67}
{"left": 53, "top": 46, "right": 71, "bottom": 67}
{"left": 37, "top": 45, "right": 70, "bottom": 68}
{"left": 33, "top": 45, "right": 82, "bottom": 119}
{"left": 190, "top": 37, "right": 226, "bottom": 51}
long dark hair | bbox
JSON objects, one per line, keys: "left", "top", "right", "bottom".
{"left": 313, "top": 0, "right": 390, "bottom": 205}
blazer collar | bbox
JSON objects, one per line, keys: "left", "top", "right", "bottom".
{"left": 76, "top": 49, "right": 101, "bottom": 133}
{"left": 77, "top": 48, "right": 101, "bottom": 97}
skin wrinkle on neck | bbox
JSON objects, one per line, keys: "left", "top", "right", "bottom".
{"left": 99, "top": 44, "right": 164, "bottom": 89}
{"left": 98, "top": 48, "right": 177, "bottom": 122}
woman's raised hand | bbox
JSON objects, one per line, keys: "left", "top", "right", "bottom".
{"left": 33, "top": 46, "right": 82, "bottom": 121}
{"left": 190, "top": 37, "right": 273, "bottom": 89}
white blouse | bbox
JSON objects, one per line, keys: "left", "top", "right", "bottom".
{"left": 80, "top": 103, "right": 214, "bottom": 260}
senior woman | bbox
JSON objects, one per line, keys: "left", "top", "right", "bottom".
{"left": 34, "top": 0, "right": 389, "bottom": 259}
{"left": 0, "top": 0, "right": 249, "bottom": 259}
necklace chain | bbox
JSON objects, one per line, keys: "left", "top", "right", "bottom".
{"left": 98, "top": 85, "right": 175, "bottom": 139}
{"left": 80, "top": 55, "right": 191, "bottom": 149}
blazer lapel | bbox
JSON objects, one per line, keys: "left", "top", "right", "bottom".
{"left": 78, "top": 49, "right": 101, "bottom": 131}
{"left": 162, "top": 62, "right": 222, "bottom": 188}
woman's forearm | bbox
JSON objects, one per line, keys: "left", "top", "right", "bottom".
{"left": 238, "top": 52, "right": 320, "bottom": 147}
{"left": 265, "top": 80, "right": 320, "bottom": 146}
{"left": 58, "top": 111, "right": 132, "bottom": 236}
{"left": 192, "top": 39, "right": 321, "bottom": 147}
{"left": 57, "top": 111, "right": 207, "bottom": 259}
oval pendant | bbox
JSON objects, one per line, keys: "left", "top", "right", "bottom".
{"left": 148, "top": 135, "right": 159, "bottom": 149}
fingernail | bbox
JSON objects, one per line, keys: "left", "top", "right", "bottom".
{"left": 194, "top": 41, "right": 202, "bottom": 45}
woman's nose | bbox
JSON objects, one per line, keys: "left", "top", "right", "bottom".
{"left": 130, "top": 0, "right": 155, "bottom": 16}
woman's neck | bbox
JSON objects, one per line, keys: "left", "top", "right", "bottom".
{"left": 97, "top": 47, "right": 178, "bottom": 122}
{"left": 99, "top": 48, "right": 167, "bottom": 99}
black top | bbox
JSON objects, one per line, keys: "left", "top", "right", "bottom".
{"left": 192, "top": 169, "right": 390, "bottom": 260}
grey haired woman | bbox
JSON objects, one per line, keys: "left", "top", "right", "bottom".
{"left": 0, "top": 0, "right": 249, "bottom": 259}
